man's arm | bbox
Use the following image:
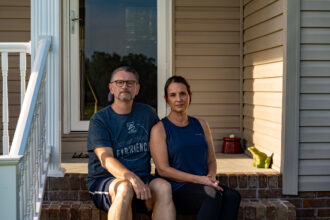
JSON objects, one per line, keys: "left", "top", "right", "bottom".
{"left": 94, "top": 147, "right": 151, "bottom": 200}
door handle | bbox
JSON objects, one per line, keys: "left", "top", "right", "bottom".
{"left": 70, "top": 10, "right": 81, "bottom": 34}
{"left": 71, "top": 17, "right": 82, "bottom": 22}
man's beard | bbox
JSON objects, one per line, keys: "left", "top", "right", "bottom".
{"left": 118, "top": 91, "right": 133, "bottom": 101}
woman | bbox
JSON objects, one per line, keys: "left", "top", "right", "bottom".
{"left": 150, "top": 76, "right": 241, "bottom": 219}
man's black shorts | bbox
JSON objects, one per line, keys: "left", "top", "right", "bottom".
{"left": 88, "top": 175, "right": 156, "bottom": 213}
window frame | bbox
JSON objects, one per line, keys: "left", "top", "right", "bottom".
{"left": 63, "top": 0, "right": 172, "bottom": 133}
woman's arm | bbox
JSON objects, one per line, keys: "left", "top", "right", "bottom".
{"left": 198, "top": 118, "right": 217, "bottom": 180}
{"left": 150, "top": 122, "right": 220, "bottom": 190}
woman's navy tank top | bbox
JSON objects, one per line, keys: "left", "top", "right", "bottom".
{"left": 160, "top": 116, "right": 208, "bottom": 192}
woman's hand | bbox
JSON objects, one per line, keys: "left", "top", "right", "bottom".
{"left": 199, "top": 176, "right": 223, "bottom": 191}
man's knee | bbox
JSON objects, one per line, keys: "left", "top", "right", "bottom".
{"left": 110, "top": 180, "right": 134, "bottom": 201}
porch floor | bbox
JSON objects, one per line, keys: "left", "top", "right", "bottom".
{"left": 61, "top": 153, "right": 277, "bottom": 174}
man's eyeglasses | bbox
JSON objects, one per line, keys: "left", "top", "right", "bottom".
{"left": 110, "top": 80, "right": 137, "bottom": 88}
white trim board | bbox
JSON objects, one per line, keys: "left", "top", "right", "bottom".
{"left": 281, "top": 0, "right": 300, "bottom": 195}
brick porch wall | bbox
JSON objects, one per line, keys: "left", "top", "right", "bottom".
{"left": 287, "top": 192, "right": 330, "bottom": 219}
{"left": 216, "top": 173, "right": 330, "bottom": 219}
{"left": 42, "top": 172, "right": 329, "bottom": 219}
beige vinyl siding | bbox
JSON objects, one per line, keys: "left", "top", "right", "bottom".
{"left": 0, "top": 1, "right": 30, "bottom": 41}
{"left": 242, "top": 0, "right": 284, "bottom": 170}
{"left": 62, "top": 133, "right": 88, "bottom": 155}
{"left": 174, "top": 0, "right": 241, "bottom": 152}
{"left": 0, "top": 0, "right": 30, "bottom": 153}
{"left": 298, "top": 0, "right": 330, "bottom": 191}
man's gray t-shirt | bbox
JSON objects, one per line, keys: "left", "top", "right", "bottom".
{"left": 86, "top": 103, "right": 159, "bottom": 189}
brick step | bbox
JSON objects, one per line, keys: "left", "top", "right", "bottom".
{"left": 42, "top": 173, "right": 330, "bottom": 219}
{"left": 40, "top": 201, "right": 193, "bottom": 220}
{"left": 43, "top": 172, "right": 282, "bottom": 202}
{"left": 42, "top": 173, "right": 295, "bottom": 219}
{"left": 41, "top": 199, "right": 296, "bottom": 220}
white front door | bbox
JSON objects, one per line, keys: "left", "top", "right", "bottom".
{"left": 67, "top": 0, "right": 171, "bottom": 132}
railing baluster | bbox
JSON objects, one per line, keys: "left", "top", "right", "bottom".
{"left": 20, "top": 52, "right": 27, "bottom": 106}
{"left": 1, "top": 52, "right": 9, "bottom": 155}
{"left": 36, "top": 103, "right": 40, "bottom": 204}
{"left": 33, "top": 114, "right": 38, "bottom": 217}
{"left": 32, "top": 119, "right": 36, "bottom": 219}
{"left": 24, "top": 131, "right": 29, "bottom": 219}
{"left": 38, "top": 97, "right": 42, "bottom": 193}
{"left": 19, "top": 161, "right": 23, "bottom": 220}
{"left": 39, "top": 91, "right": 43, "bottom": 183}
{"left": 30, "top": 138, "right": 34, "bottom": 220}
{"left": 25, "top": 144, "right": 31, "bottom": 219}
{"left": 41, "top": 80, "right": 46, "bottom": 180}
{"left": 30, "top": 137, "right": 33, "bottom": 219}
{"left": 22, "top": 155, "right": 27, "bottom": 220}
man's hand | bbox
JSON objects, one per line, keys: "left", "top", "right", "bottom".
{"left": 94, "top": 147, "right": 152, "bottom": 200}
{"left": 127, "top": 173, "right": 152, "bottom": 200}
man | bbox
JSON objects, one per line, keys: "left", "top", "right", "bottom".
{"left": 86, "top": 66, "right": 175, "bottom": 220}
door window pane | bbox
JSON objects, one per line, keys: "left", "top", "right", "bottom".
{"left": 79, "top": 0, "right": 157, "bottom": 120}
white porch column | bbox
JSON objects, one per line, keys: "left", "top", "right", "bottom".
{"left": 31, "top": 0, "right": 65, "bottom": 177}
{"left": 0, "top": 156, "right": 22, "bottom": 220}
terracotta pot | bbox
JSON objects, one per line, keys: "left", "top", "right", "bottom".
{"left": 221, "top": 137, "right": 242, "bottom": 154}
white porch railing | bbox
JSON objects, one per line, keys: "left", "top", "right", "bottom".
{"left": 0, "top": 37, "right": 51, "bottom": 220}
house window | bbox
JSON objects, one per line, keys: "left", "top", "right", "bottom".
{"left": 69, "top": 0, "right": 160, "bottom": 131}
